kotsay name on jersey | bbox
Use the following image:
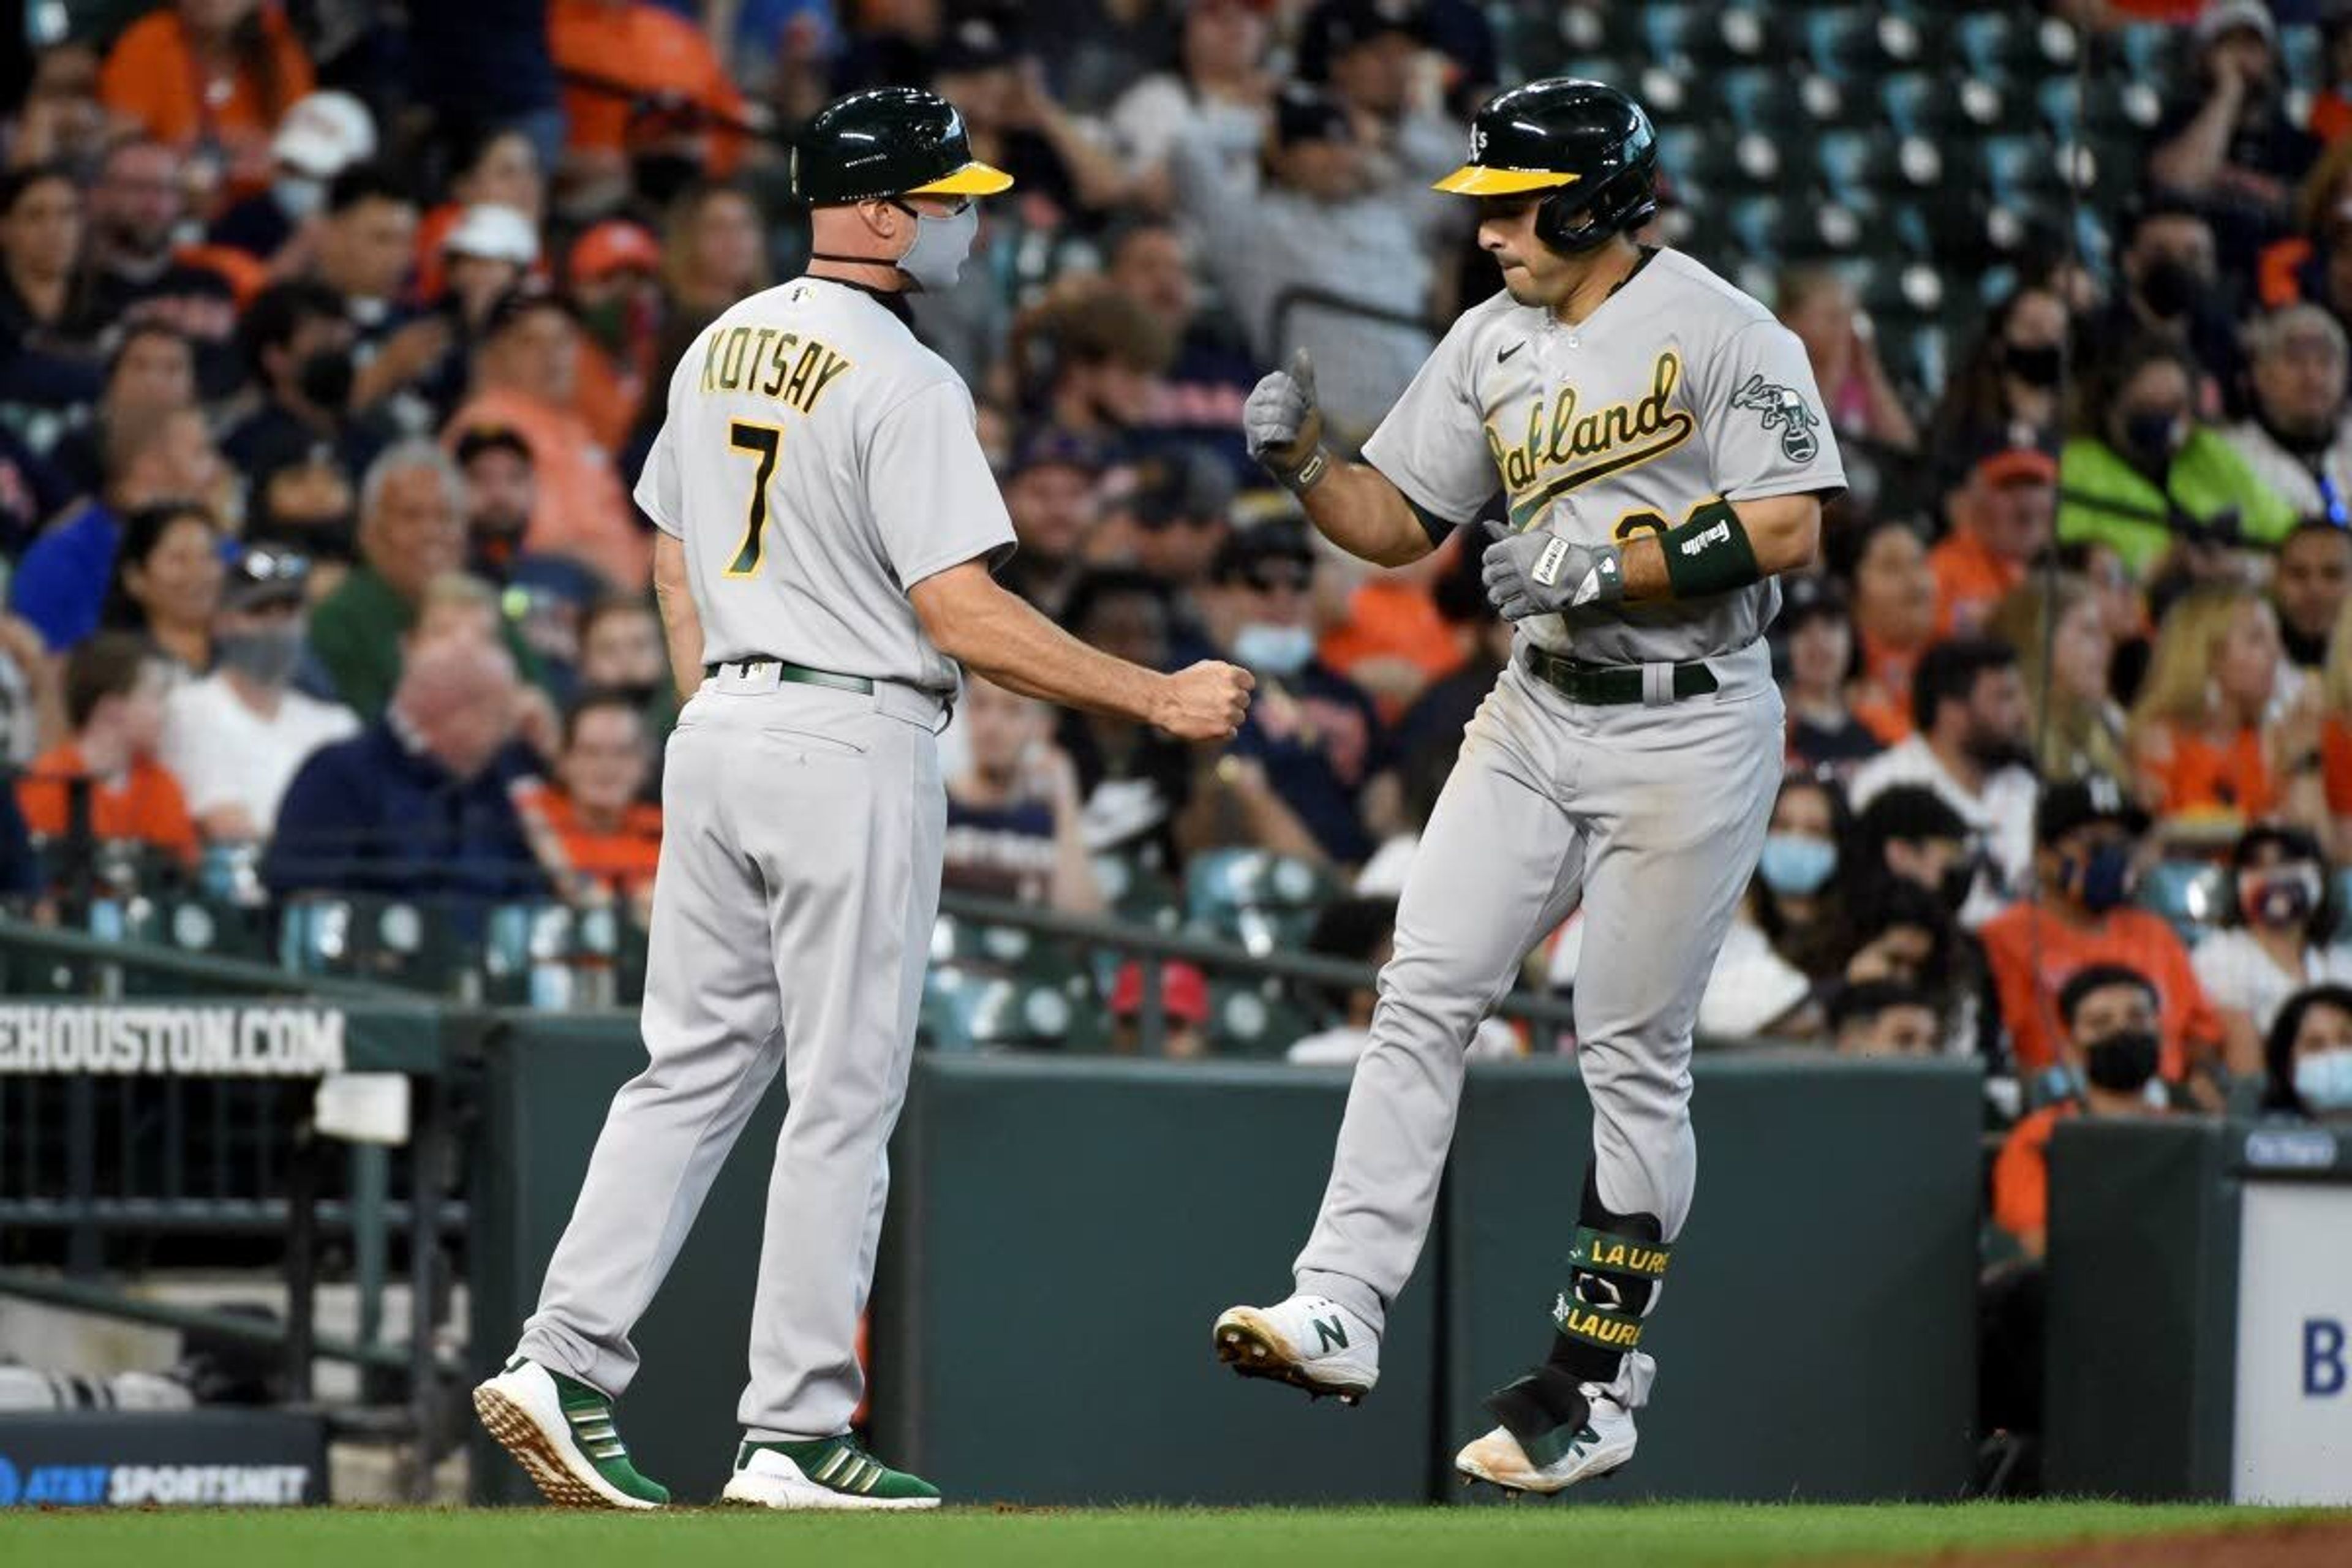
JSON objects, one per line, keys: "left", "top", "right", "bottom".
{"left": 701, "top": 325, "right": 855, "bottom": 415}
{"left": 1485, "top": 349, "right": 1695, "bottom": 497}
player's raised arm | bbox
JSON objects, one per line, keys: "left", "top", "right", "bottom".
{"left": 1245, "top": 349, "right": 1437, "bottom": 570}
{"left": 910, "top": 561, "right": 1251, "bottom": 742}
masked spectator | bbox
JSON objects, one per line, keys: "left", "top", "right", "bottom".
{"left": 307, "top": 442, "right": 469, "bottom": 715}
{"left": 2193, "top": 824, "right": 2352, "bottom": 1080}
{"left": 224, "top": 279, "right": 388, "bottom": 494}
{"left": 1929, "top": 282, "right": 2071, "bottom": 456}
{"left": 15, "top": 633, "right": 196, "bottom": 870}
{"left": 10, "top": 405, "right": 225, "bottom": 653}
{"left": 1828, "top": 979, "right": 1941, "bottom": 1059}
{"left": 2060, "top": 335, "right": 2296, "bottom": 582}
{"left": 1288, "top": 893, "right": 1517, "bottom": 1065}
{"left": 47, "top": 322, "right": 195, "bottom": 499}
{"left": 567, "top": 220, "right": 664, "bottom": 451}
{"left": 515, "top": 689, "right": 662, "bottom": 921}
{"left": 1776, "top": 266, "right": 1917, "bottom": 453}
{"left": 2084, "top": 200, "right": 2241, "bottom": 405}
{"left": 97, "top": 0, "right": 315, "bottom": 197}
{"left": 1985, "top": 574, "right": 2128, "bottom": 785}
{"left": 1980, "top": 777, "right": 2224, "bottom": 1086}
{"left": 942, "top": 676, "right": 1104, "bottom": 914}
{"left": 1169, "top": 82, "right": 1438, "bottom": 443}
{"left": 265, "top": 635, "right": 548, "bottom": 914}
{"left": 209, "top": 90, "right": 377, "bottom": 265}
{"left": 1194, "top": 519, "right": 1388, "bottom": 866}
{"left": 1833, "top": 514, "right": 1937, "bottom": 745}
{"left": 1696, "top": 772, "right": 1849, "bottom": 1041}
{"left": 98, "top": 502, "right": 224, "bottom": 675}
{"left": 2261, "top": 982, "right": 2352, "bottom": 1121}
{"left": 157, "top": 548, "right": 355, "bottom": 841}
{"left": 446, "top": 285, "right": 647, "bottom": 589}
{"left": 2128, "top": 583, "right": 2326, "bottom": 839}
{"left": 1931, "top": 431, "right": 2057, "bottom": 638}
{"left": 2272, "top": 521, "right": 2352, "bottom": 676}
{"left": 1778, "top": 573, "right": 1879, "bottom": 777}
{"left": 1992, "top": 963, "right": 2179, "bottom": 1259}
{"left": 2147, "top": 0, "right": 2319, "bottom": 277}
{"left": 1848, "top": 637, "right": 2037, "bottom": 924}
{"left": 0, "top": 164, "right": 106, "bottom": 407}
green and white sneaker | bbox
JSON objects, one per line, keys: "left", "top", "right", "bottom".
{"left": 1455, "top": 1389, "right": 1638, "bottom": 1494}
{"left": 472, "top": 1355, "right": 670, "bottom": 1509}
{"left": 720, "top": 1435, "right": 941, "bottom": 1511}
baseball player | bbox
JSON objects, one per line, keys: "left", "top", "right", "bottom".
{"left": 474, "top": 87, "right": 1253, "bottom": 1512}
{"left": 1213, "top": 79, "right": 1845, "bottom": 1493}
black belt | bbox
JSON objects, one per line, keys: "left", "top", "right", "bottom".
{"left": 1518, "top": 644, "right": 1718, "bottom": 705}
{"left": 703, "top": 657, "right": 875, "bottom": 696}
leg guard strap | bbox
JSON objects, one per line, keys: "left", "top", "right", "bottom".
{"left": 1483, "top": 1365, "right": 1594, "bottom": 1468}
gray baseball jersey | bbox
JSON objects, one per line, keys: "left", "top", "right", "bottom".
{"left": 521, "top": 273, "right": 1009, "bottom": 1446}
{"left": 634, "top": 274, "right": 1016, "bottom": 692}
{"left": 1275, "top": 250, "right": 1838, "bottom": 1419}
{"left": 1362, "top": 247, "right": 1846, "bottom": 665}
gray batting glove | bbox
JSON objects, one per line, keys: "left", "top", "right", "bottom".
{"left": 1480, "top": 519, "right": 1625, "bottom": 621}
{"left": 1243, "top": 348, "right": 1332, "bottom": 494}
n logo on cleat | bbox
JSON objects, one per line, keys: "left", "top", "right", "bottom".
{"left": 1312, "top": 1316, "right": 1349, "bottom": 1354}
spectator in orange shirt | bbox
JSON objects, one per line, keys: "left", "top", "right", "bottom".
{"left": 444, "top": 285, "right": 647, "bottom": 590}
{"left": 15, "top": 631, "right": 197, "bottom": 871}
{"left": 2127, "top": 582, "right": 2328, "bottom": 843}
{"left": 1930, "top": 431, "right": 2057, "bottom": 639}
{"left": 1836, "top": 514, "right": 1938, "bottom": 745}
{"left": 547, "top": 0, "right": 750, "bottom": 202}
{"left": 518, "top": 689, "right": 662, "bottom": 922}
{"left": 1991, "top": 962, "right": 2179, "bottom": 1260}
{"left": 1980, "top": 777, "right": 2226, "bottom": 1085}
{"left": 98, "top": 0, "right": 314, "bottom": 198}
{"left": 567, "top": 220, "right": 664, "bottom": 452}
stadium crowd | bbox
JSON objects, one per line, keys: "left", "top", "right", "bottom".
{"left": 1, "top": 0, "right": 2351, "bottom": 1251}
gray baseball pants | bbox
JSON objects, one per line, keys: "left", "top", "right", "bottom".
{"left": 520, "top": 667, "right": 946, "bottom": 1440}
{"left": 1293, "top": 639, "right": 1782, "bottom": 1403}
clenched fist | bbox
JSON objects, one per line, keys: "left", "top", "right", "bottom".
{"left": 1154, "top": 661, "right": 1256, "bottom": 741}
{"left": 1243, "top": 348, "right": 1329, "bottom": 493}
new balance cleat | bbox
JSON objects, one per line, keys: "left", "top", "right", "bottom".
{"left": 720, "top": 1434, "right": 941, "bottom": 1510}
{"left": 1455, "top": 1387, "right": 1637, "bottom": 1494}
{"left": 1212, "top": 1294, "right": 1379, "bottom": 1404}
{"left": 472, "top": 1355, "right": 669, "bottom": 1509}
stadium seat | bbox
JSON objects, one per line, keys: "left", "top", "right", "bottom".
{"left": 1089, "top": 853, "right": 1183, "bottom": 934}
{"left": 1642, "top": 4, "right": 1773, "bottom": 69}
{"left": 1880, "top": 72, "right": 2008, "bottom": 140}
{"left": 1956, "top": 10, "right": 2081, "bottom": 81}
{"left": 1207, "top": 977, "right": 1324, "bottom": 1059}
{"left": 2107, "top": 23, "right": 2178, "bottom": 83}
{"left": 1804, "top": 6, "right": 1936, "bottom": 80}
{"left": 279, "top": 895, "right": 472, "bottom": 992}
{"left": 1185, "top": 849, "right": 1336, "bottom": 958}
{"left": 1814, "top": 130, "right": 1945, "bottom": 203}
{"left": 2139, "top": 861, "right": 2232, "bottom": 945}
{"left": 920, "top": 967, "right": 1107, "bottom": 1054}
{"left": 2039, "top": 74, "right": 2165, "bottom": 141}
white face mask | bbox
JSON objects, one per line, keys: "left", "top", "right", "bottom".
{"left": 275, "top": 174, "right": 325, "bottom": 220}
{"left": 2296, "top": 1046, "right": 2352, "bottom": 1112}
{"left": 894, "top": 202, "right": 979, "bottom": 293}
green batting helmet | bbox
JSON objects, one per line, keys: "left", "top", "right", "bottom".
{"left": 1435, "top": 78, "right": 1658, "bottom": 253}
{"left": 790, "top": 86, "right": 1014, "bottom": 207}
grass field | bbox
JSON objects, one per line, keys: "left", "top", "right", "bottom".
{"left": 3, "top": 1502, "right": 2345, "bottom": 1568}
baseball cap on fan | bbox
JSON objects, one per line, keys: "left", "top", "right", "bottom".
{"left": 1273, "top": 83, "right": 1355, "bottom": 148}
{"left": 1300, "top": 0, "right": 1430, "bottom": 78}
{"left": 2036, "top": 775, "right": 2152, "bottom": 847}
{"left": 2194, "top": 0, "right": 2277, "bottom": 47}
{"left": 273, "top": 92, "right": 377, "bottom": 178}
{"left": 1964, "top": 421, "right": 2059, "bottom": 489}
{"left": 569, "top": 219, "right": 661, "bottom": 283}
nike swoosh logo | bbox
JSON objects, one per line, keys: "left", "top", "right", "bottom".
{"left": 1499, "top": 342, "right": 1526, "bottom": 363}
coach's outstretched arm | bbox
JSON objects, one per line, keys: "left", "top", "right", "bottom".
{"left": 1245, "top": 350, "right": 1437, "bottom": 570}
{"left": 912, "top": 561, "right": 1254, "bottom": 741}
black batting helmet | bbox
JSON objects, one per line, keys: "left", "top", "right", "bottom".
{"left": 1434, "top": 78, "right": 1658, "bottom": 253}
{"left": 790, "top": 86, "right": 1014, "bottom": 207}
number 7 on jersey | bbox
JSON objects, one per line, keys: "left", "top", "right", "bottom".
{"left": 725, "top": 420, "right": 783, "bottom": 578}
